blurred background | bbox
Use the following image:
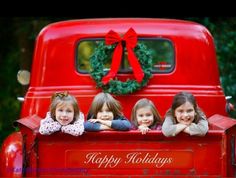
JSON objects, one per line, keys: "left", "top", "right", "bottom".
{"left": 0, "top": 17, "right": 236, "bottom": 146}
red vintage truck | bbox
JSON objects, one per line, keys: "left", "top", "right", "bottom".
{"left": 1, "top": 18, "right": 236, "bottom": 177}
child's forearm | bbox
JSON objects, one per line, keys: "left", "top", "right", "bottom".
{"left": 61, "top": 121, "right": 84, "bottom": 136}
{"left": 111, "top": 120, "right": 131, "bottom": 131}
{"left": 99, "top": 124, "right": 113, "bottom": 130}
{"left": 187, "top": 121, "right": 209, "bottom": 136}
{"left": 98, "top": 119, "right": 112, "bottom": 127}
{"left": 39, "top": 121, "right": 61, "bottom": 135}
{"left": 173, "top": 123, "right": 187, "bottom": 136}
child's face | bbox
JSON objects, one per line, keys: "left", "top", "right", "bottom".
{"left": 97, "top": 103, "right": 114, "bottom": 120}
{"left": 136, "top": 106, "right": 154, "bottom": 127}
{"left": 174, "top": 101, "right": 195, "bottom": 125}
{"left": 55, "top": 103, "right": 74, "bottom": 126}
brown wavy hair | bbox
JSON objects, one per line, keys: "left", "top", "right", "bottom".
{"left": 50, "top": 91, "right": 80, "bottom": 123}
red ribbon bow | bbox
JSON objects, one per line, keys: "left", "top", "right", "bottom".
{"left": 102, "top": 28, "right": 144, "bottom": 85}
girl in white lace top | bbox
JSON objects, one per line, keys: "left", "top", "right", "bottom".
{"left": 39, "top": 91, "right": 84, "bottom": 136}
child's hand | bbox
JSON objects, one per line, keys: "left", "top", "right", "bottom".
{"left": 88, "top": 119, "right": 100, "bottom": 123}
{"left": 138, "top": 125, "right": 151, "bottom": 135}
{"left": 183, "top": 123, "right": 195, "bottom": 134}
{"left": 183, "top": 126, "right": 190, "bottom": 134}
{"left": 172, "top": 123, "right": 188, "bottom": 136}
{"left": 88, "top": 118, "right": 112, "bottom": 129}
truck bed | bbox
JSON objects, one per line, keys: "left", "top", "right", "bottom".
{"left": 16, "top": 114, "right": 236, "bottom": 177}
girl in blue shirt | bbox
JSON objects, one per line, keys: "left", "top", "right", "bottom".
{"left": 84, "top": 92, "right": 131, "bottom": 131}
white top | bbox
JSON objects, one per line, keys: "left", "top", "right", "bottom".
{"left": 39, "top": 112, "right": 84, "bottom": 136}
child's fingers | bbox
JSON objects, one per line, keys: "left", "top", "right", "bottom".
{"left": 88, "top": 119, "right": 98, "bottom": 123}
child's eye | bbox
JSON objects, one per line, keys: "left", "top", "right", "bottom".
{"left": 187, "top": 109, "right": 194, "bottom": 113}
{"left": 146, "top": 113, "right": 152, "bottom": 117}
{"left": 177, "top": 110, "right": 183, "bottom": 113}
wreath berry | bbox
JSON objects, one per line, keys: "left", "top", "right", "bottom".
{"left": 90, "top": 41, "right": 153, "bottom": 95}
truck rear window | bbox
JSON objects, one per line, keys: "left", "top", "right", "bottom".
{"left": 76, "top": 38, "right": 174, "bottom": 74}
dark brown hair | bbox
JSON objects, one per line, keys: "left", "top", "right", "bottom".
{"left": 87, "top": 92, "right": 123, "bottom": 119}
{"left": 169, "top": 91, "right": 203, "bottom": 123}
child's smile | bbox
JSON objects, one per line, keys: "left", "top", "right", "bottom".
{"left": 55, "top": 104, "right": 74, "bottom": 125}
{"left": 136, "top": 107, "right": 154, "bottom": 127}
{"left": 174, "top": 101, "right": 195, "bottom": 125}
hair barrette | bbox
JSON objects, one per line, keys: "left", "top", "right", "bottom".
{"left": 54, "top": 91, "right": 69, "bottom": 98}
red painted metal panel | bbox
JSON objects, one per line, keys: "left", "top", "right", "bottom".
{"left": 20, "top": 18, "right": 226, "bottom": 119}
{"left": 0, "top": 132, "right": 23, "bottom": 177}
{"left": 35, "top": 131, "right": 223, "bottom": 176}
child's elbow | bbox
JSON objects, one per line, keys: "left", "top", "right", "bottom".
{"left": 201, "top": 126, "right": 209, "bottom": 136}
{"left": 84, "top": 122, "right": 100, "bottom": 131}
{"left": 161, "top": 130, "right": 174, "bottom": 137}
{"left": 161, "top": 124, "right": 172, "bottom": 137}
{"left": 198, "top": 122, "right": 209, "bottom": 136}
{"left": 121, "top": 123, "right": 132, "bottom": 131}
{"left": 120, "top": 123, "right": 132, "bottom": 131}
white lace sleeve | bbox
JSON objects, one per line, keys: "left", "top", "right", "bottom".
{"left": 39, "top": 112, "right": 61, "bottom": 135}
{"left": 61, "top": 112, "right": 85, "bottom": 136}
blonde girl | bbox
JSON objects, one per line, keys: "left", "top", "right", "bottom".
{"left": 39, "top": 91, "right": 84, "bottom": 136}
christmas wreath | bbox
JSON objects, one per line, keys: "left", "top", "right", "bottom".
{"left": 90, "top": 28, "right": 153, "bottom": 95}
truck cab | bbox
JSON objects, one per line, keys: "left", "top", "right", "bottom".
{"left": 1, "top": 18, "right": 236, "bottom": 177}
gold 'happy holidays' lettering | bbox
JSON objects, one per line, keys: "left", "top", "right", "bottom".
{"left": 125, "top": 152, "right": 173, "bottom": 168}
{"left": 84, "top": 152, "right": 173, "bottom": 168}
{"left": 84, "top": 152, "right": 122, "bottom": 168}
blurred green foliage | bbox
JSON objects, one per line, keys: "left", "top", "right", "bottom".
{"left": 0, "top": 17, "right": 60, "bottom": 147}
{"left": 0, "top": 17, "right": 236, "bottom": 147}
{"left": 186, "top": 17, "right": 236, "bottom": 118}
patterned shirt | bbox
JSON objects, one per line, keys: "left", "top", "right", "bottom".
{"left": 39, "top": 112, "right": 84, "bottom": 136}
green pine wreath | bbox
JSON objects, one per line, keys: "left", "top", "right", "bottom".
{"left": 90, "top": 41, "right": 153, "bottom": 95}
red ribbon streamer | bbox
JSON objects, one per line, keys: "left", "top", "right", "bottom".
{"left": 102, "top": 28, "right": 144, "bottom": 85}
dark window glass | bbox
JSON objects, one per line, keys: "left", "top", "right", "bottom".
{"left": 76, "top": 38, "right": 174, "bottom": 73}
